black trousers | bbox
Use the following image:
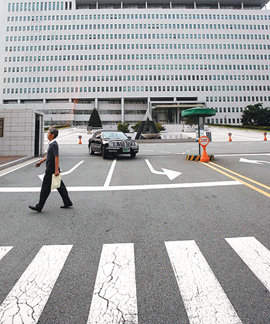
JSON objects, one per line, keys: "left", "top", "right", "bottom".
{"left": 37, "top": 171, "right": 72, "bottom": 211}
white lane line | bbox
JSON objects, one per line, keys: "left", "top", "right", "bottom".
{"left": 0, "top": 245, "right": 72, "bottom": 324}
{"left": 87, "top": 243, "right": 138, "bottom": 324}
{"left": 161, "top": 151, "right": 172, "bottom": 153}
{"left": 104, "top": 159, "right": 117, "bottom": 187}
{"left": 215, "top": 153, "right": 270, "bottom": 157}
{"left": 141, "top": 149, "right": 153, "bottom": 152}
{"left": 165, "top": 241, "right": 242, "bottom": 324}
{"left": 226, "top": 237, "right": 270, "bottom": 291}
{"left": 0, "top": 159, "right": 40, "bottom": 178}
{"left": 0, "top": 247, "right": 13, "bottom": 261}
{"left": 0, "top": 181, "right": 241, "bottom": 193}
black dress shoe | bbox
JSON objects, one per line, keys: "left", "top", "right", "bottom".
{"left": 60, "top": 203, "right": 73, "bottom": 209}
{"left": 29, "top": 205, "right": 42, "bottom": 212}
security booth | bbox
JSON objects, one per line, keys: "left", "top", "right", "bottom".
{"left": 182, "top": 107, "right": 216, "bottom": 155}
{"left": 0, "top": 108, "right": 44, "bottom": 158}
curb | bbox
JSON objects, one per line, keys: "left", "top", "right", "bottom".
{"left": 0, "top": 156, "right": 33, "bottom": 171}
{"left": 137, "top": 139, "right": 196, "bottom": 143}
{"left": 186, "top": 155, "right": 214, "bottom": 161}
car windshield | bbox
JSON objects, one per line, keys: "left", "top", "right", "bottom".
{"left": 103, "top": 132, "right": 128, "bottom": 140}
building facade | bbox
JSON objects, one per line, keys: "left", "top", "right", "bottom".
{"left": 0, "top": 0, "right": 269, "bottom": 127}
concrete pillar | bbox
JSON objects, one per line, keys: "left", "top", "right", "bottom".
{"left": 170, "top": 1, "right": 172, "bottom": 9}
{"left": 96, "top": 1, "right": 98, "bottom": 9}
{"left": 121, "top": 1, "right": 123, "bottom": 9}
{"left": 241, "top": 2, "right": 244, "bottom": 9}
{"left": 177, "top": 108, "right": 180, "bottom": 124}
{"left": 145, "top": 1, "right": 147, "bottom": 9}
{"left": 95, "top": 98, "right": 98, "bottom": 109}
{"left": 18, "top": 99, "right": 21, "bottom": 104}
{"left": 148, "top": 98, "right": 151, "bottom": 117}
{"left": 194, "top": 1, "right": 196, "bottom": 9}
{"left": 121, "top": 97, "right": 125, "bottom": 123}
{"left": 218, "top": 1, "right": 220, "bottom": 9}
{"left": 69, "top": 98, "right": 72, "bottom": 103}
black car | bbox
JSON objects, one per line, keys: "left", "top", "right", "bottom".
{"left": 88, "top": 130, "right": 139, "bottom": 159}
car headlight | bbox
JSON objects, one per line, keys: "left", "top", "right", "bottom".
{"left": 108, "top": 142, "right": 114, "bottom": 147}
{"left": 131, "top": 141, "right": 138, "bottom": 147}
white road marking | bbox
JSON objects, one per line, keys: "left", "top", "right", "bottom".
{"left": 0, "top": 247, "right": 13, "bottom": 261}
{"left": 0, "top": 159, "right": 40, "bottom": 178}
{"left": 226, "top": 237, "right": 270, "bottom": 291}
{"left": 165, "top": 240, "right": 242, "bottom": 324}
{"left": 145, "top": 159, "right": 182, "bottom": 180}
{"left": 87, "top": 243, "right": 138, "bottom": 324}
{"left": 239, "top": 158, "right": 270, "bottom": 165}
{"left": 0, "top": 245, "right": 72, "bottom": 324}
{"left": 215, "top": 153, "right": 270, "bottom": 157}
{"left": 104, "top": 159, "right": 117, "bottom": 187}
{"left": 0, "top": 181, "right": 242, "bottom": 193}
{"left": 141, "top": 149, "right": 153, "bottom": 152}
{"left": 161, "top": 151, "right": 172, "bottom": 153}
{"left": 38, "top": 160, "right": 84, "bottom": 180}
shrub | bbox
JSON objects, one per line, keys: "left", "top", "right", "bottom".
{"left": 117, "top": 122, "right": 130, "bottom": 133}
{"left": 156, "top": 123, "right": 166, "bottom": 132}
{"left": 131, "top": 122, "right": 142, "bottom": 132}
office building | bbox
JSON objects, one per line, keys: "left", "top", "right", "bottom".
{"left": 0, "top": 0, "right": 269, "bottom": 127}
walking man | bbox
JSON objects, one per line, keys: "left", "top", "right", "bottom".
{"left": 29, "top": 127, "right": 73, "bottom": 212}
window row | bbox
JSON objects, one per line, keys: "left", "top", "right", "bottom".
{"left": 4, "top": 58, "right": 270, "bottom": 72}
{"left": 8, "top": 1, "right": 72, "bottom": 12}
{"left": 4, "top": 77, "right": 270, "bottom": 93}
{"left": 5, "top": 51, "right": 270, "bottom": 63}
{"left": 7, "top": 12, "right": 270, "bottom": 21}
{"left": 6, "top": 23, "right": 270, "bottom": 32}
{"left": 3, "top": 87, "right": 270, "bottom": 103}
{"left": 5, "top": 32, "right": 270, "bottom": 42}
{"left": 207, "top": 118, "right": 241, "bottom": 124}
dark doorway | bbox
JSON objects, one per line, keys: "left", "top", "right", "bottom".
{"left": 34, "top": 115, "right": 40, "bottom": 157}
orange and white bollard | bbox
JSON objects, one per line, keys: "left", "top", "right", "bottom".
{"left": 78, "top": 135, "right": 82, "bottom": 144}
{"left": 199, "top": 136, "right": 210, "bottom": 162}
{"left": 263, "top": 132, "right": 267, "bottom": 141}
{"left": 228, "top": 132, "right": 232, "bottom": 142}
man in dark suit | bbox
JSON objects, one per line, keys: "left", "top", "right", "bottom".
{"left": 29, "top": 127, "right": 73, "bottom": 212}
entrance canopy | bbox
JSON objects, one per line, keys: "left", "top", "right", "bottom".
{"left": 181, "top": 107, "right": 216, "bottom": 118}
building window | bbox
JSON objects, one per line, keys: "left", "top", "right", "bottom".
{"left": 0, "top": 119, "right": 4, "bottom": 137}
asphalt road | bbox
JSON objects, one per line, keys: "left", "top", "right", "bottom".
{"left": 0, "top": 141, "right": 269, "bottom": 324}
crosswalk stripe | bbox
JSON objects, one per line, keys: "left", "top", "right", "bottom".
{"left": 226, "top": 237, "right": 270, "bottom": 291}
{"left": 165, "top": 240, "right": 242, "bottom": 324}
{"left": 0, "top": 247, "right": 13, "bottom": 261}
{"left": 0, "top": 245, "right": 73, "bottom": 324}
{"left": 87, "top": 243, "right": 138, "bottom": 324}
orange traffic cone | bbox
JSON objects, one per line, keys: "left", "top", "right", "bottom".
{"left": 228, "top": 132, "right": 232, "bottom": 142}
{"left": 263, "top": 132, "right": 267, "bottom": 141}
{"left": 200, "top": 149, "right": 209, "bottom": 163}
{"left": 78, "top": 135, "right": 82, "bottom": 144}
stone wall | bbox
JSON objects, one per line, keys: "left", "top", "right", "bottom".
{"left": 0, "top": 108, "right": 44, "bottom": 157}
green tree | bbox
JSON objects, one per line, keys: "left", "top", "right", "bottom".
{"left": 88, "top": 108, "right": 102, "bottom": 128}
{"left": 241, "top": 103, "right": 270, "bottom": 126}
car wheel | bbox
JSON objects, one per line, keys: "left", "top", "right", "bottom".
{"left": 130, "top": 152, "right": 136, "bottom": 158}
{"left": 102, "top": 146, "right": 108, "bottom": 159}
{"left": 89, "top": 144, "right": 94, "bottom": 155}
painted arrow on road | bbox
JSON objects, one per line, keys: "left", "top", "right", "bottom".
{"left": 239, "top": 158, "right": 270, "bottom": 165}
{"left": 145, "top": 159, "right": 181, "bottom": 181}
{"left": 38, "top": 160, "right": 84, "bottom": 181}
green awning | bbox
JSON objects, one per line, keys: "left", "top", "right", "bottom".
{"left": 181, "top": 107, "right": 216, "bottom": 117}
